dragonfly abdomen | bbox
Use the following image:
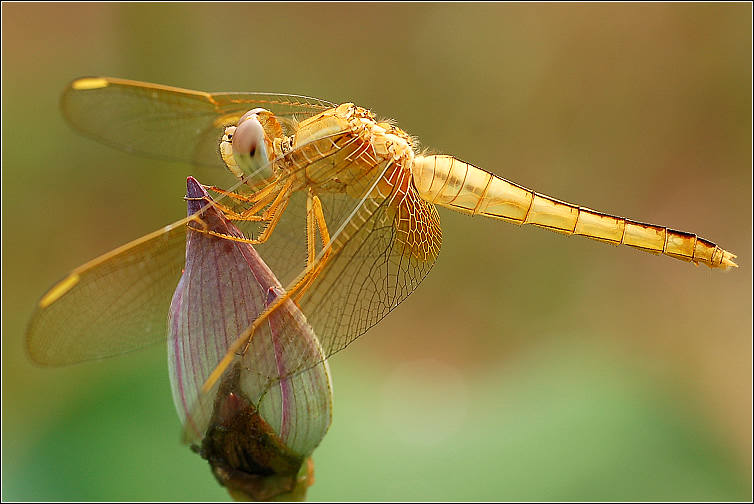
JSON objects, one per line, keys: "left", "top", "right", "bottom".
{"left": 412, "top": 155, "right": 736, "bottom": 269}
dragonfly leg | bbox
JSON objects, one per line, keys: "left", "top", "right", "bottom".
{"left": 185, "top": 213, "right": 209, "bottom": 232}
{"left": 196, "top": 176, "right": 291, "bottom": 223}
{"left": 305, "top": 189, "right": 332, "bottom": 265}
{"left": 204, "top": 180, "right": 278, "bottom": 204}
{"left": 195, "top": 178, "right": 294, "bottom": 245}
{"left": 240, "top": 187, "right": 291, "bottom": 243}
{"left": 233, "top": 190, "right": 331, "bottom": 359}
{"left": 190, "top": 198, "right": 268, "bottom": 224}
{"left": 202, "top": 189, "right": 336, "bottom": 394}
{"left": 199, "top": 182, "right": 282, "bottom": 221}
{"left": 202, "top": 236, "right": 336, "bottom": 395}
{"left": 298, "top": 190, "right": 332, "bottom": 303}
{"left": 235, "top": 177, "right": 293, "bottom": 221}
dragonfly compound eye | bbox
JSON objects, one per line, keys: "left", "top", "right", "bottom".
{"left": 220, "top": 126, "right": 243, "bottom": 178}
{"left": 231, "top": 111, "right": 272, "bottom": 178}
{"left": 233, "top": 115, "right": 264, "bottom": 158}
{"left": 238, "top": 108, "right": 270, "bottom": 125}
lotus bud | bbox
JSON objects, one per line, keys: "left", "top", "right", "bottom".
{"left": 168, "top": 177, "right": 333, "bottom": 501}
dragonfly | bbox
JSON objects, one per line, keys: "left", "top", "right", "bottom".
{"left": 27, "top": 77, "right": 737, "bottom": 434}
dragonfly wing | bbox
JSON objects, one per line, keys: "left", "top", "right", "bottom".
{"left": 225, "top": 167, "right": 444, "bottom": 383}
{"left": 26, "top": 215, "right": 192, "bottom": 365}
{"left": 61, "top": 77, "right": 336, "bottom": 169}
{"left": 180, "top": 166, "right": 442, "bottom": 445}
{"left": 300, "top": 182, "right": 443, "bottom": 361}
{"left": 25, "top": 128, "right": 364, "bottom": 367}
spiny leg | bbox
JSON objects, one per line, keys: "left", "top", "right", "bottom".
{"left": 298, "top": 189, "right": 332, "bottom": 304}
{"left": 184, "top": 195, "right": 268, "bottom": 223}
{"left": 193, "top": 178, "right": 294, "bottom": 245}
{"left": 185, "top": 213, "right": 209, "bottom": 233}
{"left": 204, "top": 179, "right": 278, "bottom": 204}
{"left": 202, "top": 192, "right": 337, "bottom": 393}
{"left": 220, "top": 176, "right": 294, "bottom": 223}
{"left": 216, "top": 177, "right": 294, "bottom": 223}
{"left": 241, "top": 189, "right": 330, "bottom": 352}
{"left": 235, "top": 188, "right": 291, "bottom": 244}
{"left": 198, "top": 182, "right": 283, "bottom": 222}
{"left": 243, "top": 190, "right": 334, "bottom": 349}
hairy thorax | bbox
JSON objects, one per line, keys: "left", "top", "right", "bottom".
{"left": 287, "top": 103, "right": 416, "bottom": 199}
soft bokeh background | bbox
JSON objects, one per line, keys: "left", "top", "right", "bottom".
{"left": 2, "top": 3, "right": 751, "bottom": 501}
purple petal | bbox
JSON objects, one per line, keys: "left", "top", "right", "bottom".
{"left": 168, "top": 177, "right": 331, "bottom": 456}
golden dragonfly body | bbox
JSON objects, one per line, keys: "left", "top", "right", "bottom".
{"left": 217, "top": 95, "right": 736, "bottom": 273}
{"left": 27, "top": 77, "right": 736, "bottom": 424}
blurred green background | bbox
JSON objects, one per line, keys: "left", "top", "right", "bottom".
{"left": 2, "top": 3, "right": 751, "bottom": 501}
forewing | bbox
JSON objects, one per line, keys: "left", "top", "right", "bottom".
{"left": 61, "top": 76, "right": 335, "bottom": 169}
{"left": 26, "top": 129, "right": 369, "bottom": 367}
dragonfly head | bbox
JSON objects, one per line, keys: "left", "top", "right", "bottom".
{"left": 220, "top": 108, "right": 282, "bottom": 180}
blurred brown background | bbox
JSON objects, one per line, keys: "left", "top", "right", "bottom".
{"left": 2, "top": 3, "right": 751, "bottom": 501}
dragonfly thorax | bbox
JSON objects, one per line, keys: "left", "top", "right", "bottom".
{"left": 290, "top": 103, "right": 417, "bottom": 198}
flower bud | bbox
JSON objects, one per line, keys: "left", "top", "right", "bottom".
{"left": 168, "top": 177, "right": 333, "bottom": 500}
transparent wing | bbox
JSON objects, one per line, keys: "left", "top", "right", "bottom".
{"left": 26, "top": 216, "right": 190, "bottom": 365}
{"left": 181, "top": 164, "right": 443, "bottom": 445}
{"left": 25, "top": 129, "right": 378, "bottom": 366}
{"left": 25, "top": 176, "right": 257, "bottom": 365}
{"left": 216, "top": 166, "right": 443, "bottom": 390}
{"left": 304, "top": 184, "right": 443, "bottom": 358}
{"left": 29, "top": 113, "right": 443, "bottom": 446}
{"left": 61, "top": 76, "right": 336, "bottom": 169}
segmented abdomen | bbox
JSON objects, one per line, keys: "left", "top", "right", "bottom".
{"left": 412, "top": 155, "right": 736, "bottom": 269}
